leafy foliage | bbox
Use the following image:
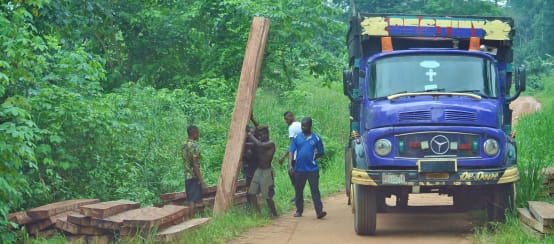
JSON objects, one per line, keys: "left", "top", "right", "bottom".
{"left": 1, "top": 0, "right": 554, "bottom": 242}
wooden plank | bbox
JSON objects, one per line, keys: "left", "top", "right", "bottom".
{"left": 67, "top": 213, "right": 92, "bottom": 226}
{"left": 528, "top": 201, "right": 554, "bottom": 226}
{"left": 56, "top": 216, "right": 111, "bottom": 235}
{"left": 159, "top": 180, "right": 248, "bottom": 202}
{"left": 156, "top": 218, "right": 210, "bottom": 242}
{"left": 121, "top": 205, "right": 189, "bottom": 231}
{"left": 27, "top": 219, "right": 55, "bottom": 234}
{"left": 88, "top": 207, "right": 148, "bottom": 230}
{"left": 204, "top": 191, "right": 248, "bottom": 208}
{"left": 65, "top": 235, "right": 87, "bottom": 244}
{"left": 27, "top": 210, "right": 77, "bottom": 234}
{"left": 8, "top": 211, "right": 34, "bottom": 225}
{"left": 29, "top": 228, "right": 58, "bottom": 239}
{"left": 518, "top": 208, "right": 554, "bottom": 234}
{"left": 214, "top": 16, "right": 270, "bottom": 215}
{"left": 88, "top": 206, "right": 188, "bottom": 231}
{"left": 65, "top": 235, "right": 112, "bottom": 244}
{"left": 160, "top": 192, "right": 187, "bottom": 201}
{"left": 27, "top": 199, "right": 99, "bottom": 220}
{"left": 87, "top": 235, "right": 113, "bottom": 244}
{"left": 543, "top": 166, "right": 554, "bottom": 178}
{"left": 80, "top": 200, "right": 140, "bottom": 219}
{"left": 520, "top": 221, "right": 545, "bottom": 240}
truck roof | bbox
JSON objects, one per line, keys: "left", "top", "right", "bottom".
{"left": 347, "top": 13, "right": 515, "bottom": 65}
{"left": 355, "top": 13, "right": 514, "bottom": 41}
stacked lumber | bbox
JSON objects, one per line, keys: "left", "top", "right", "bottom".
{"left": 518, "top": 201, "right": 554, "bottom": 239}
{"left": 8, "top": 199, "right": 211, "bottom": 242}
{"left": 542, "top": 167, "right": 554, "bottom": 197}
{"left": 156, "top": 179, "right": 249, "bottom": 208}
{"left": 7, "top": 199, "right": 99, "bottom": 238}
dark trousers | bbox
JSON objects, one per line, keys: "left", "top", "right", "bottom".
{"left": 288, "top": 160, "right": 296, "bottom": 187}
{"left": 294, "top": 170, "right": 323, "bottom": 215}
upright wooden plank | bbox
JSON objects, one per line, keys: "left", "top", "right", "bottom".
{"left": 26, "top": 199, "right": 99, "bottom": 220}
{"left": 214, "top": 16, "right": 270, "bottom": 215}
{"left": 517, "top": 208, "right": 554, "bottom": 234}
{"left": 80, "top": 200, "right": 140, "bottom": 219}
{"left": 528, "top": 201, "right": 554, "bottom": 226}
{"left": 156, "top": 218, "right": 210, "bottom": 242}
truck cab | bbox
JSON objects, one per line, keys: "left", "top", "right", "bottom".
{"left": 343, "top": 13, "right": 526, "bottom": 235}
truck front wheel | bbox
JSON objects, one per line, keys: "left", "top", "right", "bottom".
{"left": 354, "top": 184, "right": 377, "bottom": 235}
{"left": 487, "top": 183, "right": 515, "bottom": 222}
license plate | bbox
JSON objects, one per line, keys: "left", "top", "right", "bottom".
{"left": 418, "top": 159, "right": 457, "bottom": 173}
{"left": 425, "top": 172, "right": 450, "bottom": 180}
{"left": 382, "top": 173, "right": 406, "bottom": 185}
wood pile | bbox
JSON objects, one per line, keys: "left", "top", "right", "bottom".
{"left": 542, "top": 167, "right": 554, "bottom": 197}
{"left": 8, "top": 199, "right": 211, "bottom": 243}
{"left": 518, "top": 201, "right": 554, "bottom": 239}
{"left": 156, "top": 179, "right": 249, "bottom": 208}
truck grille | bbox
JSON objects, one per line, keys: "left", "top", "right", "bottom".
{"left": 398, "top": 110, "right": 431, "bottom": 121}
{"left": 395, "top": 132, "right": 480, "bottom": 158}
{"left": 445, "top": 110, "right": 477, "bottom": 121}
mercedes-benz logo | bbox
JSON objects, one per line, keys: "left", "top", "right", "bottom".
{"left": 430, "top": 135, "right": 450, "bottom": 155}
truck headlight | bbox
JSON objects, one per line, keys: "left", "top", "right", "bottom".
{"left": 375, "top": 139, "right": 392, "bottom": 156}
{"left": 483, "top": 139, "right": 499, "bottom": 156}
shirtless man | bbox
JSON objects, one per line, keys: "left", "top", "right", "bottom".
{"left": 245, "top": 126, "right": 278, "bottom": 217}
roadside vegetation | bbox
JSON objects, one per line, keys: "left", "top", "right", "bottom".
{"left": 474, "top": 69, "right": 554, "bottom": 244}
{"left": 2, "top": 0, "right": 554, "bottom": 243}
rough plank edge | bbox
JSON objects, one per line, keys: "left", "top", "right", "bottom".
{"left": 27, "top": 199, "right": 100, "bottom": 220}
{"left": 518, "top": 208, "right": 554, "bottom": 234}
{"left": 80, "top": 201, "right": 140, "bottom": 219}
{"left": 528, "top": 201, "right": 554, "bottom": 226}
{"left": 156, "top": 218, "right": 210, "bottom": 242}
{"left": 8, "top": 211, "right": 34, "bottom": 225}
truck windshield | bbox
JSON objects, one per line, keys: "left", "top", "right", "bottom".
{"left": 368, "top": 55, "right": 497, "bottom": 98}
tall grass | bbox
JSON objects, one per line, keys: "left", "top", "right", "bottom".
{"left": 515, "top": 103, "right": 554, "bottom": 206}
{"left": 474, "top": 70, "right": 554, "bottom": 243}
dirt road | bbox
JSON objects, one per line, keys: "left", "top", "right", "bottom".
{"left": 229, "top": 193, "right": 483, "bottom": 244}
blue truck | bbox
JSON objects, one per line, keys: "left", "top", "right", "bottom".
{"left": 343, "top": 13, "right": 526, "bottom": 235}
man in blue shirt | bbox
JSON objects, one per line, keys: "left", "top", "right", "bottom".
{"left": 288, "top": 117, "right": 326, "bottom": 219}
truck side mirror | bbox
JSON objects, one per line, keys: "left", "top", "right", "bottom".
{"left": 506, "top": 65, "right": 526, "bottom": 102}
{"left": 516, "top": 65, "right": 526, "bottom": 92}
{"left": 343, "top": 70, "right": 353, "bottom": 97}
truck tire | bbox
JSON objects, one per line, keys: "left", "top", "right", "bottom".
{"left": 487, "top": 183, "right": 515, "bottom": 222}
{"left": 345, "top": 146, "right": 353, "bottom": 204}
{"left": 453, "top": 191, "right": 471, "bottom": 211}
{"left": 354, "top": 184, "right": 377, "bottom": 235}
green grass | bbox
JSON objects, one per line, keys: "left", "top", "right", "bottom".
{"left": 473, "top": 70, "right": 554, "bottom": 243}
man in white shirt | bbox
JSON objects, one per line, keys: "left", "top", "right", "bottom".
{"left": 279, "top": 111, "right": 302, "bottom": 202}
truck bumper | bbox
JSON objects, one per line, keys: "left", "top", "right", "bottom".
{"left": 351, "top": 166, "right": 518, "bottom": 186}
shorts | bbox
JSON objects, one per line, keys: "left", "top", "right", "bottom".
{"left": 185, "top": 178, "right": 203, "bottom": 203}
{"left": 248, "top": 167, "right": 275, "bottom": 199}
